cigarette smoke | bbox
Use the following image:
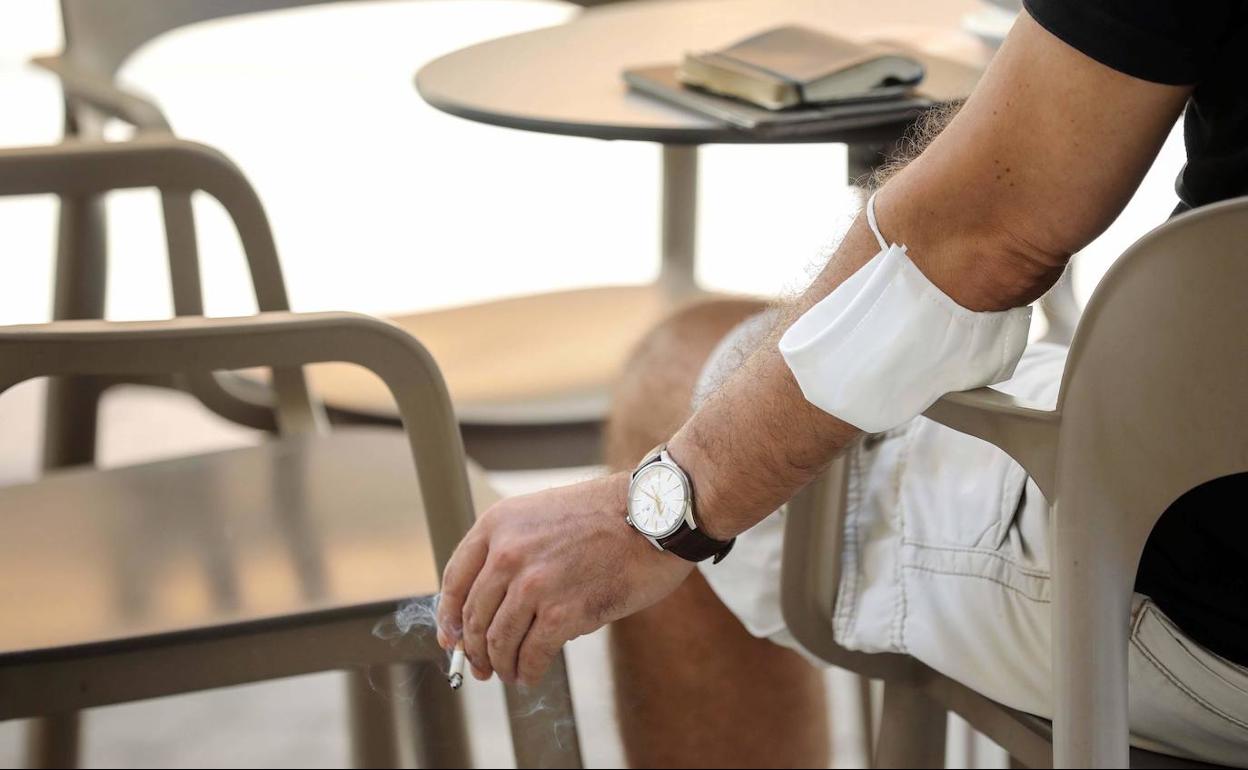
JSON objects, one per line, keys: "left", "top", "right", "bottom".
{"left": 372, "top": 594, "right": 444, "bottom": 652}
{"left": 367, "top": 594, "right": 449, "bottom": 699}
{"left": 370, "top": 594, "right": 579, "bottom": 764}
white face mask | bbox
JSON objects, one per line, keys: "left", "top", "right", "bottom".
{"left": 779, "top": 193, "right": 1032, "bottom": 433}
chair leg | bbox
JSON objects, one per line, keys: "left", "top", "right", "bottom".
{"left": 42, "top": 193, "right": 109, "bottom": 469}
{"left": 503, "top": 651, "right": 582, "bottom": 769}
{"left": 41, "top": 376, "right": 104, "bottom": 469}
{"left": 956, "top": 715, "right": 979, "bottom": 768}
{"left": 858, "top": 675, "right": 877, "bottom": 768}
{"left": 347, "top": 667, "right": 401, "bottom": 768}
{"left": 24, "top": 713, "right": 80, "bottom": 769}
{"left": 874, "top": 681, "right": 947, "bottom": 769}
{"left": 25, "top": 193, "right": 110, "bottom": 770}
{"left": 405, "top": 660, "right": 471, "bottom": 768}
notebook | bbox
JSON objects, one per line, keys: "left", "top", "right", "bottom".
{"left": 625, "top": 46, "right": 977, "bottom": 139}
{"left": 626, "top": 64, "right": 932, "bottom": 138}
{"left": 677, "top": 26, "right": 925, "bottom": 110}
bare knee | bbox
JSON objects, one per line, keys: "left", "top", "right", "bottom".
{"left": 606, "top": 298, "right": 767, "bottom": 470}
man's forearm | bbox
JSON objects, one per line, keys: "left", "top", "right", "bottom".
{"left": 665, "top": 191, "right": 1052, "bottom": 540}
{"left": 666, "top": 216, "right": 880, "bottom": 540}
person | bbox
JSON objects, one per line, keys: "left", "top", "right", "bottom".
{"left": 436, "top": 1, "right": 1248, "bottom": 766}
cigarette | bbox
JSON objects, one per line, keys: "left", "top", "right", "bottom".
{"left": 448, "top": 642, "right": 466, "bottom": 690}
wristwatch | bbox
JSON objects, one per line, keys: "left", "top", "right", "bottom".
{"left": 626, "top": 444, "right": 734, "bottom": 564}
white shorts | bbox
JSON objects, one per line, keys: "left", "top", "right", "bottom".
{"left": 693, "top": 311, "right": 1248, "bottom": 766}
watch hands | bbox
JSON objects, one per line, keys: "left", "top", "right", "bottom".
{"left": 647, "top": 487, "right": 665, "bottom": 516}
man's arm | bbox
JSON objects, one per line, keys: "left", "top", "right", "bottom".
{"left": 437, "top": 10, "right": 1190, "bottom": 685}
{"left": 671, "top": 11, "right": 1189, "bottom": 540}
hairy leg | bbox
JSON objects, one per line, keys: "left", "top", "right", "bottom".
{"left": 606, "top": 298, "right": 830, "bottom": 769}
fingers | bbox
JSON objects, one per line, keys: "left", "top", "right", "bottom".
{"left": 485, "top": 589, "right": 537, "bottom": 684}
{"left": 460, "top": 554, "right": 512, "bottom": 679}
{"left": 516, "top": 605, "right": 571, "bottom": 686}
{"left": 436, "top": 527, "right": 490, "bottom": 650}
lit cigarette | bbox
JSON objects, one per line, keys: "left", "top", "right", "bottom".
{"left": 448, "top": 642, "right": 466, "bottom": 690}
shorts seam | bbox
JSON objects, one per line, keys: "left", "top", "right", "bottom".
{"left": 893, "top": 425, "right": 916, "bottom": 654}
{"left": 1141, "top": 605, "right": 1248, "bottom": 699}
{"left": 1132, "top": 636, "right": 1248, "bottom": 733}
{"left": 900, "top": 540, "right": 1052, "bottom": 579}
{"left": 834, "top": 442, "right": 865, "bottom": 637}
{"left": 1182, "top": 641, "right": 1248, "bottom": 698}
{"left": 901, "top": 564, "right": 1052, "bottom": 603}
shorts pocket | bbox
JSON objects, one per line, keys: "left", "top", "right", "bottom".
{"left": 1131, "top": 599, "right": 1248, "bottom": 735}
{"left": 900, "top": 418, "right": 1029, "bottom": 551}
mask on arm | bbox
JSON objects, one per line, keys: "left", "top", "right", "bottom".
{"left": 778, "top": 193, "right": 1032, "bottom": 433}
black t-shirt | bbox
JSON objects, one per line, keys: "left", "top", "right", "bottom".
{"left": 1025, "top": 0, "right": 1248, "bottom": 664}
{"left": 1026, "top": 0, "right": 1248, "bottom": 211}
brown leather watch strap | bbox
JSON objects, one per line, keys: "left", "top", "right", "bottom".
{"left": 658, "top": 524, "right": 735, "bottom": 564}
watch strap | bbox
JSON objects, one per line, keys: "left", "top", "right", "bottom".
{"left": 658, "top": 524, "right": 735, "bottom": 564}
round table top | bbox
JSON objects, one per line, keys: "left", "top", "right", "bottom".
{"left": 416, "top": 0, "right": 992, "bottom": 145}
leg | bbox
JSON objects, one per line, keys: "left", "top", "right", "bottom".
{"left": 859, "top": 674, "right": 877, "bottom": 765}
{"left": 874, "top": 682, "right": 946, "bottom": 769}
{"left": 606, "top": 299, "right": 830, "bottom": 769}
{"left": 24, "top": 713, "right": 79, "bottom": 768}
{"left": 658, "top": 144, "right": 699, "bottom": 301}
{"left": 42, "top": 193, "right": 108, "bottom": 469}
{"left": 27, "top": 192, "right": 109, "bottom": 769}
{"left": 405, "top": 661, "right": 472, "bottom": 768}
{"left": 504, "top": 653, "right": 583, "bottom": 769}
{"left": 346, "top": 668, "right": 401, "bottom": 768}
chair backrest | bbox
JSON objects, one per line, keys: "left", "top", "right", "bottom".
{"left": 1055, "top": 194, "right": 1248, "bottom": 584}
{"left": 1043, "top": 195, "right": 1248, "bottom": 767}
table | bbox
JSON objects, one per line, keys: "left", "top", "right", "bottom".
{"left": 416, "top": 0, "right": 990, "bottom": 297}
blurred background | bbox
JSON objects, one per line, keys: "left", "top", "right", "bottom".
{"left": 0, "top": 1, "right": 1185, "bottom": 767}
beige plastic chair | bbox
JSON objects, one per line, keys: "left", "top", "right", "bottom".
{"left": 0, "top": 138, "right": 582, "bottom": 770}
{"left": 781, "top": 196, "right": 1248, "bottom": 768}
{"left": 36, "top": 0, "right": 674, "bottom": 473}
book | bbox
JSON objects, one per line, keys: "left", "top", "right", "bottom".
{"left": 677, "top": 26, "right": 925, "bottom": 110}
{"left": 625, "top": 64, "right": 931, "bottom": 138}
{"left": 624, "top": 49, "right": 977, "bottom": 138}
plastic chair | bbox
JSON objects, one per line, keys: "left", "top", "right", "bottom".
{"left": 781, "top": 196, "right": 1248, "bottom": 768}
{"left": 0, "top": 137, "right": 582, "bottom": 770}
{"left": 36, "top": 0, "right": 676, "bottom": 473}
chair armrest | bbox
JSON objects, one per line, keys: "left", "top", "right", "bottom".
{"left": 0, "top": 311, "right": 475, "bottom": 574}
{"left": 32, "top": 55, "right": 170, "bottom": 131}
{"left": 923, "top": 388, "right": 1060, "bottom": 499}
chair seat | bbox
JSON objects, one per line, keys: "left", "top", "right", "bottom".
{"left": 303, "top": 284, "right": 676, "bottom": 425}
{"left": 0, "top": 428, "right": 496, "bottom": 662}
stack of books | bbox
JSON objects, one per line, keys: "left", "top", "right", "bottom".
{"left": 624, "top": 25, "right": 977, "bottom": 137}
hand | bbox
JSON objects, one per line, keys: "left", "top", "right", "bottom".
{"left": 435, "top": 471, "right": 694, "bottom": 686}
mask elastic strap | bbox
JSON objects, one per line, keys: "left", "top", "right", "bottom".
{"left": 865, "top": 192, "right": 888, "bottom": 251}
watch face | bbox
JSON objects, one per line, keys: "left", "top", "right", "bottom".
{"left": 628, "top": 463, "right": 688, "bottom": 538}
